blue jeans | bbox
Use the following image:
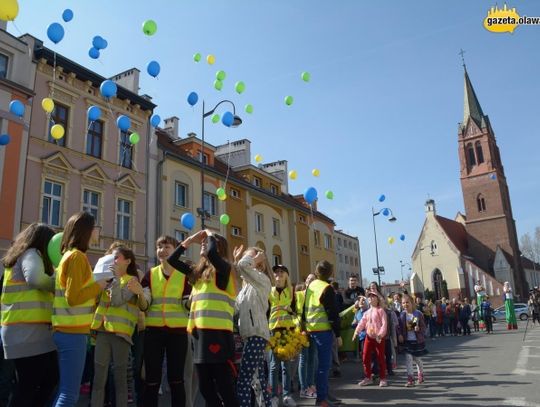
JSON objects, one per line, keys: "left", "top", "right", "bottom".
{"left": 269, "top": 351, "right": 292, "bottom": 397}
{"left": 310, "top": 331, "right": 332, "bottom": 403}
{"left": 53, "top": 332, "right": 88, "bottom": 407}
{"left": 298, "top": 336, "right": 317, "bottom": 391}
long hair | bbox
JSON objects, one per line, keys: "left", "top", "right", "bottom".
{"left": 246, "top": 246, "right": 276, "bottom": 286}
{"left": 61, "top": 212, "right": 95, "bottom": 254}
{"left": 114, "top": 246, "right": 139, "bottom": 279}
{"left": 402, "top": 294, "right": 417, "bottom": 311}
{"left": 193, "top": 233, "right": 229, "bottom": 282}
{"left": 2, "top": 223, "right": 56, "bottom": 276}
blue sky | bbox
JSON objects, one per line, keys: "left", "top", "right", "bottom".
{"left": 9, "top": 0, "right": 540, "bottom": 284}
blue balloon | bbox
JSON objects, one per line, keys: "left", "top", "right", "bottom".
{"left": 187, "top": 91, "right": 198, "bottom": 107}
{"left": 304, "top": 187, "right": 318, "bottom": 205}
{"left": 222, "top": 111, "right": 234, "bottom": 127}
{"left": 150, "top": 114, "right": 161, "bottom": 127}
{"left": 100, "top": 80, "right": 117, "bottom": 99}
{"left": 87, "top": 106, "right": 101, "bottom": 121}
{"left": 9, "top": 100, "right": 24, "bottom": 117}
{"left": 181, "top": 213, "right": 195, "bottom": 230}
{"left": 100, "top": 38, "right": 108, "bottom": 49}
{"left": 382, "top": 208, "right": 390, "bottom": 216}
{"left": 400, "top": 234, "right": 406, "bottom": 241}
{"left": 92, "top": 35, "right": 107, "bottom": 50}
{"left": 62, "top": 9, "right": 73, "bottom": 22}
{"left": 0, "top": 134, "right": 10, "bottom": 146}
{"left": 88, "top": 47, "right": 100, "bottom": 59}
{"left": 47, "top": 22, "right": 65, "bottom": 44}
{"left": 116, "top": 115, "right": 131, "bottom": 131}
{"left": 378, "top": 194, "right": 386, "bottom": 202}
{"left": 147, "top": 61, "right": 160, "bottom": 78}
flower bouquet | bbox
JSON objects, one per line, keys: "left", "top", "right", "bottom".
{"left": 268, "top": 328, "right": 309, "bottom": 361}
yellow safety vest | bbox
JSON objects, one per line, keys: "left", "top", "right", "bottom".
{"left": 294, "top": 290, "right": 305, "bottom": 327}
{"left": 52, "top": 249, "right": 96, "bottom": 329}
{"left": 269, "top": 286, "right": 295, "bottom": 330}
{"left": 1, "top": 267, "right": 53, "bottom": 325}
{"left": 305, "top": 279, "right": 331, "bottom": 332}
{"left": 91, "top": 274, "right": 139, "bottom": 336}
{"left": 187, "top": 273, "right": 236, "bottom": 333}
{"left": 146, "top": 266, "right": 188, "bottom": 328}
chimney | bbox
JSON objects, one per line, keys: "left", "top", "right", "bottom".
{"left": 110, "top": 68, "right": 140, "bottom": 94}
{"left": 163, "top": 117, "right": 180, "bottom": 139}
{"left": 261, "top": 160, "right": 289, "bottom": 194}
{"left": 215, "top": 139, "right": 251, "bottom": 167}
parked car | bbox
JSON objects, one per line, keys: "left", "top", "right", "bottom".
{"left": 491, "top": 303, "right": 528, "bottom": 322}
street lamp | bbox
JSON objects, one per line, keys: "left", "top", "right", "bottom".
{"left": 199, "top": 100, "right": 242, "bottom": 229}
{"left": 418, "top": 245, "right": 434, "bottom": 291}
{"left": 372, "top": 207, "right": 397, "bottom": 287}
{"left": 399, "top": 260, "right": 411, "bottom": 281}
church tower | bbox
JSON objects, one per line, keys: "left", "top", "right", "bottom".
{"left": 458, "top": 68, "right": 527, "bottom": 297}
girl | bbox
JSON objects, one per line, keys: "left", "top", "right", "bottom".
{"left": 233, "top": 245, "right": 274, "bottom": 407}
{"left": 353, "top": 290, "right": 388, "bottom": 387}
{"left": 52, "top": 212, "right": 109, "bottom": 406}
{"left": 297, "top": 274, "right": 317, "bottom": 399}
{"left": 1, "top": 223, "right": 58, "bottom": 406}
{"left": 471, "top": 298, "right": 480, "bottom": 332}
{"left": 168, "top": 229, "right": 239, "bottom": 407}
{"left": 398, "top": 294, "right": 428, "bottom": 387}
{"left": 90, "top": 246, "right": 142, "bottom": 407}
{"left": 352, "top": 296, "right": 368, "bottom": 357}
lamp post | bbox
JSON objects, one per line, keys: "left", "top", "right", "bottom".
{"left": 372, "top": 207, "right": 397, "bottom": 287}
{"left": 399, "top": 260, "right": 411, "bottom": 281}
{"left": 199, "top": 100, "right": 242, "bottom": 229}
{"left": 418, "top": 245, "right": 433, "bottom": 292}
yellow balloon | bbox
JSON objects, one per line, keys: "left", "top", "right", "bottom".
{"left": 207, "top": 54, "right": 215, "bottom": 65}
{"left": 312, "top": 168, "right": 320, "bottom": 177}
{"left": 254, "top": 154, "right": 263, "bottom": 163}
{"left": 0, "top": 0, "right": 19, "bottom": 22}
{"left": 50, "top": 124, "right": 65, "bottom": 140}
{"left": 288, "top": 170, "right": 297, "bottom": 180}
{"left": 218, "top": 193, "right": 227, "bottom": 201}
{"left": 388, "top": 237, "right": 395, "bottom": 245}
{"left": 41, "top": 98, "right": 54, "bottom": 114}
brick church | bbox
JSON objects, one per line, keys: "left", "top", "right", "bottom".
{"left": 410, "top": 68, "right": 538, "bottom": 304}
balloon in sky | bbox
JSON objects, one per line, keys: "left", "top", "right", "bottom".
{"left": 220, "top": 214, "right": 230, "bottom": 225}
{"left": 382, "top": 208, "right": 390, "bottom": 216}
{"left": 221, "top": 111, "right": 234, "bottom": 127}
{"left": 142, "top": 20, "right": 157, "bottom": 36}
{"left": 214, "top": 80, "right": 223, "bottom": 91}
{"left": 50, "top": 124, "right": 65, "bottom": 140}
{"left": 235, "top": 81, "right": 245, "bottom": 94}
{"left": 0, "top": 0, "right": 19, "bottom": 21}
{"left": 193, "top": 53, "right": 201, "bottom": 62}
{"left": 100, "top": 80, "right": 117, "bottom": 99}
{"left": 87, "top": 106, "right": 101, "bottom": 121}
{"left": 47, "top": 232, "right": 63, "bottom": 267}
{"left": 254, "top": 154, "right": 263, "bottom": 163}
{"left": 47, "top": 22, "right": 65, "bottom": 44}
{"left": 147, "top": 60, "right": 160, "bottom": 77}
{"left": 116, "top": 115, "right": 131, "bottom": 131}
{"left": 301, "top": 72, "right": 311, "bottom": 82}
{"left": 187, "top": 92, "right": 198, "bottom": 106}
{"left": 150, "top": 114, "right": 161, "bottom": 127}
{"left": 129, "top": 133, "right": 140, "bottom": 145}
{"left": 304, "top": 187, "right": 317, "bottom": 205}
{"left": 325, "top": 190, "right": 334, "bottom": 200}
{"left": 88, "top": 47, "right": 100, "bottom": 59}
{"left": 284, "top": 96, "right": 294, "bottom": 106}
{"left": 400, "top": 234, "right": 406, "bottom": 241}
{"left": 388, "top": 237, "right": 395, "bottom": 245}
{"left": 245, "top": 104, "right": 253, "bottom": 114}
{"left": 378, "top": 194, "right": 386, "bottom": 202}
{"left": 206, "top": 54, "right": 215, "bottom": 65}
{"left": 0, "top": 134, "right": 10, "bottom": 146}
{"left": 181, "top": 213, "right": 195, "bottom": 230}
{"left": 42, "top": 98, "right": 54, "bottom": 113}
{"left": 92, "top": 36, "right": 107, "bottom": 50}
{"left": 311, "top": 168, "right": 320, "bottom": 177}
{"left": 62, "top": 9, "right": 73, "bottom": 22}
{"left": 9, "top": 100, "right": 24, "bottom": 117}
{"left": 211, "top": 114, "right": 220, "bottom": 124}
{"left": 288, "top": 170, "right": 297, "bottom": 180}
{"left": 216, "top": 70, "right": 226, "bottom": 81}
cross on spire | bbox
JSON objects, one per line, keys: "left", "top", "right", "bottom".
{"left": 459, "top": 48, "right": 467, "bottom": 70}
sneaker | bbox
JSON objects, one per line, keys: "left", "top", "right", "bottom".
{"left": 379, "top": 379, "right": 388, "bottom": 387}
{"left": 405, "top": 376, "right": 415, "bottom": 387}
{"left": 283, "top": 395, "right": 296, "bottom": 407}
{"left": 417, "top": 373, "right": 425, "bottom": 384}
{"left": 300, "top": 389, "right": 316, "bottom": 399}
{"left": 358, "top": 377, "right": 372, "bottom": 386}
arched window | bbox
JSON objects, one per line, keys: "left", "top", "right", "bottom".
{"left": 476, "top": 194, "right": 486, "bottom": 212}
{"left": 475, "top": 141, "right": 484, "bottom": 164}
{"left": 430, "top": 240, "right": 438, "bottom": 255}
{"left": 466, "top": 143, "right": 476, "bottom": 166}
{"left": 433, "top": 269, "right": 443, "bottom": 300}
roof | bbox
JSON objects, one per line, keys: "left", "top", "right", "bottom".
{"left": 463, "top": 69, "right": 485, "bottom": 128}
{"left": 521, "top": 255, "right": 540, "bottom": 271}
{"left": 435, "top": 215, "right": 468, "bottom": 254}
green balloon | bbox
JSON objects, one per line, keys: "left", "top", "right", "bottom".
{"left": 214, "top": 79, "right": 223, "bottom": 91}
{"left": 325, "top": 190, "right": 334, "bottom": 200}
{"left": 285, "top": 95, "right": 294, "bottom": 106}
{"left": 142, "top": 20, "right": 157, "bottom": 36}
{"left": 216, "top": 187, "right": 226, "bottom": 197}
{"left": 193, "top": 53, "right": 201, "bottom": 62}
{"left": 301, "top": 71, "right": 311, "bottom": 82}
{"left": 245, "top": 104, "right": 253, "bottom": 114}
{"left": 211, "top": 114, "right": 220, "bottom": 123}
{"left": 129, "top": 132, "right": 140, "bottom": 145}
{"left": 47, "top": 232, "right": 63, "bottom": 267}
{"left": 235, "top": 81, "right": 246, "bottom": 94}
{"left": 216, "top": 70, "right": 226, "bottom": 81}
{"left": 220, "top": 214, "right": 230, "bottom": 225}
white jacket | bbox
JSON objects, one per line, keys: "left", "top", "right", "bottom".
{"left": 235, "top": 255, "right": 272, "bottom": 340}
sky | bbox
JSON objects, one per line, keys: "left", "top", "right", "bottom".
{"left": 8, "top": 0, "right": 540, "bottom": 284}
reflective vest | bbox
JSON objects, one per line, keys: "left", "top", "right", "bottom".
{"left": 305, "top": 279, "right": 331, "bottom": 332}
{"left": 294, "top": 290, "right": 306, "bottom": 327}
{"left": 269, "top": 286, "right": 295, "bottom": 330}
{"left": 187, "top": 273, "right": 236, "bottom": 333}
{"left": 91, "top": 275, "right": 139, "bottom": 336}
{"left": 52, "top": 249, "right": 96, "bottom": 329}
{"left": 1, "top": 267, "right": 53, "bottom": 325}
{"left": 146, "top": 266, "right": 188, "bottom": 328}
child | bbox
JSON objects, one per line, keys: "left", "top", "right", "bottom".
{"left": 481, "top": 296, "right": 494, "bottom": 334}
{"left": 352, "top": 296, "right": 368, "bottom": 356}
{"left": 398, "top": 294, "right": 428, "bottom": 387}
{"left": 353, "top": 290, "right": 388, "bottom": 387}
{"left": 471, "top": 298, "right": 479, "bottom": 332}
{"left": 297, "top": 274, "right": 318, "bottom": 400}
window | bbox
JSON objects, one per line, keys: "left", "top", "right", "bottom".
{"left": 42, "top": 180, "right": 62, "bottom": 227}
{"left": 345, "top": 255, "right": 349, "bottom": 265}
{"left": 230, "top": 188, "right": 240, "bottom": 198}
{"left": 175, "top": 182, "right": 187, "bottom": 207}
{"left": 337, "top": 238, "right": 342, "bottom": 248}
{"left": 270, "top": 184, "right": 278, "bottom": 195}
{"left": 430, "top": 240, "right": 438, "bottom": 254}
{"left": 475, "top": 141, "right": 484, "bottom": 164}
{"left": 477, "top": 194, "right": 486, "bottom": 212}
{"left": 324, "top": 234, "right": 332, "bottom": 249}
{"left": 86, "top": 120, "right": 103, "bottom": 158}
{"left": 301, "top": 245, "right": 308, "bottom": 254}
{"left": 353, "top": 243, "right": 357, "bottom": 251}
{"left": 466, "top": 143, "right": 476, "bottom": 166}
{"left": 116, "top": 199, "right": 132, "bottom": 240}
{"left": 354, "top": 258, "right": 359, "bottom": 267}
{"left": 255, "top": 212, "right": 264, "bottom": 233}
{"left": 314, "top": 230, "right": 321, "bottom": 247}
{"left": 298, "top": 214, "right": 306, "bottom": 224}
{"left": 48, "top": 103, "right": 69, "bottom": 147}
{"left": 203, "top": 192, "right": 216, "bottom": 215}
{"left": 83, "top": 190, "right": 100, "bottom": 225}
{"left": 232, "top": 226, "right": 242, "bottom": 236}
{"left": 0, "top": 53, "right": 7, "bottom": 78}
{"left": 349, "top": 241, "right": 353, "bottom": 249}
{"left": 198, "top": 151, "right": 208, "bottom": 164}
{"left": 175, "top": 230, "right": 189, "bottom": 256}
{"left": 119, "top": 131, "right": 133, "bottom": 169}
{"left": 272, "top": 255, "right": 281, "bottom": 267}
{"left": 253, "top": 176, "right": 262, "bottom": 188}
{"left": 272, "top": 218, "right": 280, "bottom": 237}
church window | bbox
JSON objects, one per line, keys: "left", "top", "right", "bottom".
{"left": 430, "top": 240, "right": 438, "bottom": 255}
{"left": 476, "top": 194, "right": 486, "bottom": 212}
{"left": 466, "top": 143, "right": 476, "bottom": 166}
{"left": 475, "top": 141, "right": 484, "bottom": 164}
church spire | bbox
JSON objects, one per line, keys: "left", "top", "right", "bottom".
{"left": 463, "top": 68, "right": 485, "bottom": 127}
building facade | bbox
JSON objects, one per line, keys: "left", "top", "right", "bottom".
{"left": 333, "top": 229, "right": 362, "bottom": 288}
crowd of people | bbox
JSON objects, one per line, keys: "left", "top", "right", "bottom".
{"left": 0, "top": 214, "right": 536, "bottom": 407}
